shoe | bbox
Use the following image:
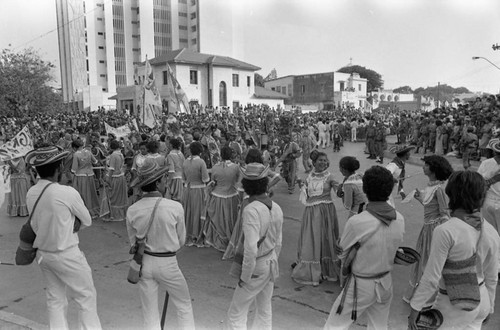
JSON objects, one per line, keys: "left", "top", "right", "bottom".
{"left": 376, "top": 159, "right": 383, "bottom": 163}
{"left": 291, "top": 262, "right": 297, "bottom": 269}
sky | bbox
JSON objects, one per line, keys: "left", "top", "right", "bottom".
{"left": 1, "top": 0, "right": 499, "bottom": 94}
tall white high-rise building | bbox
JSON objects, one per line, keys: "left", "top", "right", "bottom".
{"left": 56, "top": 0, "right": 201, "bottom": 110}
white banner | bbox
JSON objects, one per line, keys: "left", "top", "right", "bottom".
{"left": 0, "top": 126, "right": 34, "bottom": 161}
{"left": 104, "top": 122, "right": 131, "bottom": 138}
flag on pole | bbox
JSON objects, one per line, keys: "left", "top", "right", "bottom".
{"left": 142, "top": 57, "right": 162, "bottom": 128}
{"left": 0, "top": 126, "right": 34, "bottom": 161}
{"left": 165, "top": 63, "right": 190, "bottom": 114}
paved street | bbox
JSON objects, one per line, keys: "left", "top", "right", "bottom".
{"left": 0, "top": 139, "right": 498, "bottom": 329}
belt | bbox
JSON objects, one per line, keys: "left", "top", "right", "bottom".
{"left": 439, "top": 281, "right": 484, "bottom": 295}
{"left": 354, "top": 271, "right": 389, "bottom": 280}
{"left": 144, "top": 251, "right": 176, "bottom": 257}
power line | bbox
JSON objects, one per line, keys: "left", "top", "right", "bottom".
{"left": 12, "top": 0, "right": 113, "bottom": 51}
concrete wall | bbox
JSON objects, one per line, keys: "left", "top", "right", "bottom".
{"left": 293, "top": 73, "right": 334, "bottom": 104}
{"left": 263, "top": 76, "right": 294, "bottom": 98}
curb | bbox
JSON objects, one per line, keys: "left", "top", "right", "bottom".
{"left": 0, "top": 311, "right": 48, "bottom": 330}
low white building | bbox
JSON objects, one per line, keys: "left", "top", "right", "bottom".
{"left": 369, "top": 89, "right": 414, "bottom": 109}
{"left": 127, "top": 48, "right": 264, "bottom": 112}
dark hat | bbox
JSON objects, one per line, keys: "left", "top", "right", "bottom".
{"left": 389, "top": 145, "right": 415, "bottom": 155}
{"left": 416, "top": 308, "right": 443, "bottom": 330}
{"left": 25, "top": 146, "right": 70, "bottom": 167}
{"left": 394, "top": 247, "right": 421, "bottom": 265}
{"left": 129, "top": 158, "right": 169, "bottom": 188}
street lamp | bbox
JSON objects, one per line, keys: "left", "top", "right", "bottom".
{"left": 472, "top": 56, "right": 500, "bottom": 71}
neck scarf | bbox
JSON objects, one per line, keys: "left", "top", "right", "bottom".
{"left": 366, "top": 201, "right": 397, "bottom": 226}
{"left": 451, "top": 208, "right": 482, "bottom": 231}
{"left": 249, "top": 193, "right": 272, "bottom": 210}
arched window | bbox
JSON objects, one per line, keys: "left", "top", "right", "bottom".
{"left": 219, "top": 81, "right": 227, "bottom": 107}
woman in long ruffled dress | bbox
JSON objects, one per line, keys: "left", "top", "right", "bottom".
{"left": 104, "top": 140, "right": 128, "bottom": 221}
{"left": 403, "top": 155, "right": 453, "bottom": 303}
{"left": 291, "top": 151, "right": 340, "bottom": 286}
{"left": 6, "top": 156, "right": 31, "bottom": 217}
{"left": 223, "top": 149, "right": 281, "bottom": 260}
{"left": 166, "top": 137, "right": 185, "bottom": 201}
{"left": 182, "top": 141, "right": 210, "bottom": 246}
{"left": 71, "top": 140, "right": 100, "bottom": 218}
{"left": 203, "top": 146, "right": 240, "bottom": 251}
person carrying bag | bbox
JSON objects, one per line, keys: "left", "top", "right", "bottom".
{"left": 127, "top": 197, "right": 162, "bottom": 284}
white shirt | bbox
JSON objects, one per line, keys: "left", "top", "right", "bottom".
{"left": 241, "top": 201, "right": 283, "bottom": 283}
{"left": 477, "top": 158, "right": 500, "bottom": 199}
{"left": 126, "top": 197, "right": 186, "bottom": 252}
{"left": 28, "top": 180, "right": 92, "bottom": 252}
{"left": 317, "top": 122, "right": 326, "bottom": 134}
{"left": 411, "top": 218, "right": 500, "bottom": 313}
{"left": 339, "top": 209, "right": 405, "bottom": 277}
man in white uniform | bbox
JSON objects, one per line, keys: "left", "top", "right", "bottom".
{"left": 324, "top": 166, "right": 404, "bottom": 330}
{"left": 227, "top": 163, "right": 283, "bottom": 330}
{"left": 127, "top": 159, "right": 195, "bottom": 330}
{"left": 25, "top": 146, "right": 102, "bottom": 330}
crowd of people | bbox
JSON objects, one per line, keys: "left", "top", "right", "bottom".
{"left": 2, "top": 95, "right": 500, "bottom": 330}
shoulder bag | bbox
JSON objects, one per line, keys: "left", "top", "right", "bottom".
{"left": 229, "top": 204, "right": 271, "bottom": 279}
{"left": 127, "top": 197, "right": 162, "bottom": 284}
{"left": 441, "top": 225, "right": 483, "bottom": 311}
{"left": 15, "top": 182, "right": 55, "bottom": 265}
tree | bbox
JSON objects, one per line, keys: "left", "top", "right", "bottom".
{"left": 393, "top": 85, "right": 413, "bottom": 94}
{"left": 0, "top": 47, "right": 62, "bottom": 115}
{"left": 254, "top": 73, "right": 265, "bottom": 87}
{"left": 337, "top": 65, "right": 383, "bottom": 92}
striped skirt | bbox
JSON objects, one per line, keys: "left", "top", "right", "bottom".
{"left": 203, "top": 194, "right": 240, "bottom": 252}
{"left": 7, "top": 174, "right": 30, "bottom": 217}
{"left": 182, "top": 187, "right": 206, "bottom": 246}
{"left": 73, "top": 175, "right": 100, "bottom": 218}
{"left": 291, "top": 202, "right": 340, "bottom": 286}
{"left": 168, "top": 178, "right": 184, "bottom": 202}
{"left": 108, "top": 176, "right": 128, "bottom": 221}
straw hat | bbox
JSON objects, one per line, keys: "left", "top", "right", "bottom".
{"left": 394, "top": 247, "right": 421, "bottom": 266}
{"left": 130, "top": 159, "right": 169, "bottom": 188}
{"left": 416, "top": 308, "right": 443, "bottom": 330}
{"left": 389, "top": 144, "right": 415, "bottom": 155}
{"left": 486, "top": 138, "right": 500, "bottom": 153}
{"left": 25, "top": 146, "right": 70, "bottom": 167}
{"left": 239, "top": 163, "right": 270, "bottom": 180}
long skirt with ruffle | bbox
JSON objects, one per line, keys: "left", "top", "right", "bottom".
{"left": 203, "top": 194, "right": 240, "bottom": 252}
{"left": 182, "top": 187, "right": 206, "bottom": 246}
{"left": 108, "top": 176, "right": 128, "bottom": 221}
{"left": 73, "top": 175, "right": 100, "bottom": 218}
{"left": 291, "top": 202, "right": 340, "bottom": 286}
{"left": 168, "top": 178, "right": 184, "bottom": 202}
{"left": 222, "top": 197, "right": 250, "bottom": 260}
{"left": 404, "top": 216, "right": 448, "bottom": 301}
{"left": 7, "top": 174, "right": 30, "bottom": 217}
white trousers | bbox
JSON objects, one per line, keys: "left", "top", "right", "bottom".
{"left": 351, "top": 128, "right": 357, "bottom": 142}
{"left": 37, "top": 246, "right": 102, "bottom": 330}
{"left": 139, "top": 255, "right": 195, "bottom": 330}
{"left": 433, "top": 284, "right": 490, "bottom": 329}
{"left": 324, "top": 274, "right": 392, "bottom": 330}
{"left": 227, "top": 258, "right": 275, "bottom": 330}
{"left": 318, "top": 133, "right": 327, "bottom": 148}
